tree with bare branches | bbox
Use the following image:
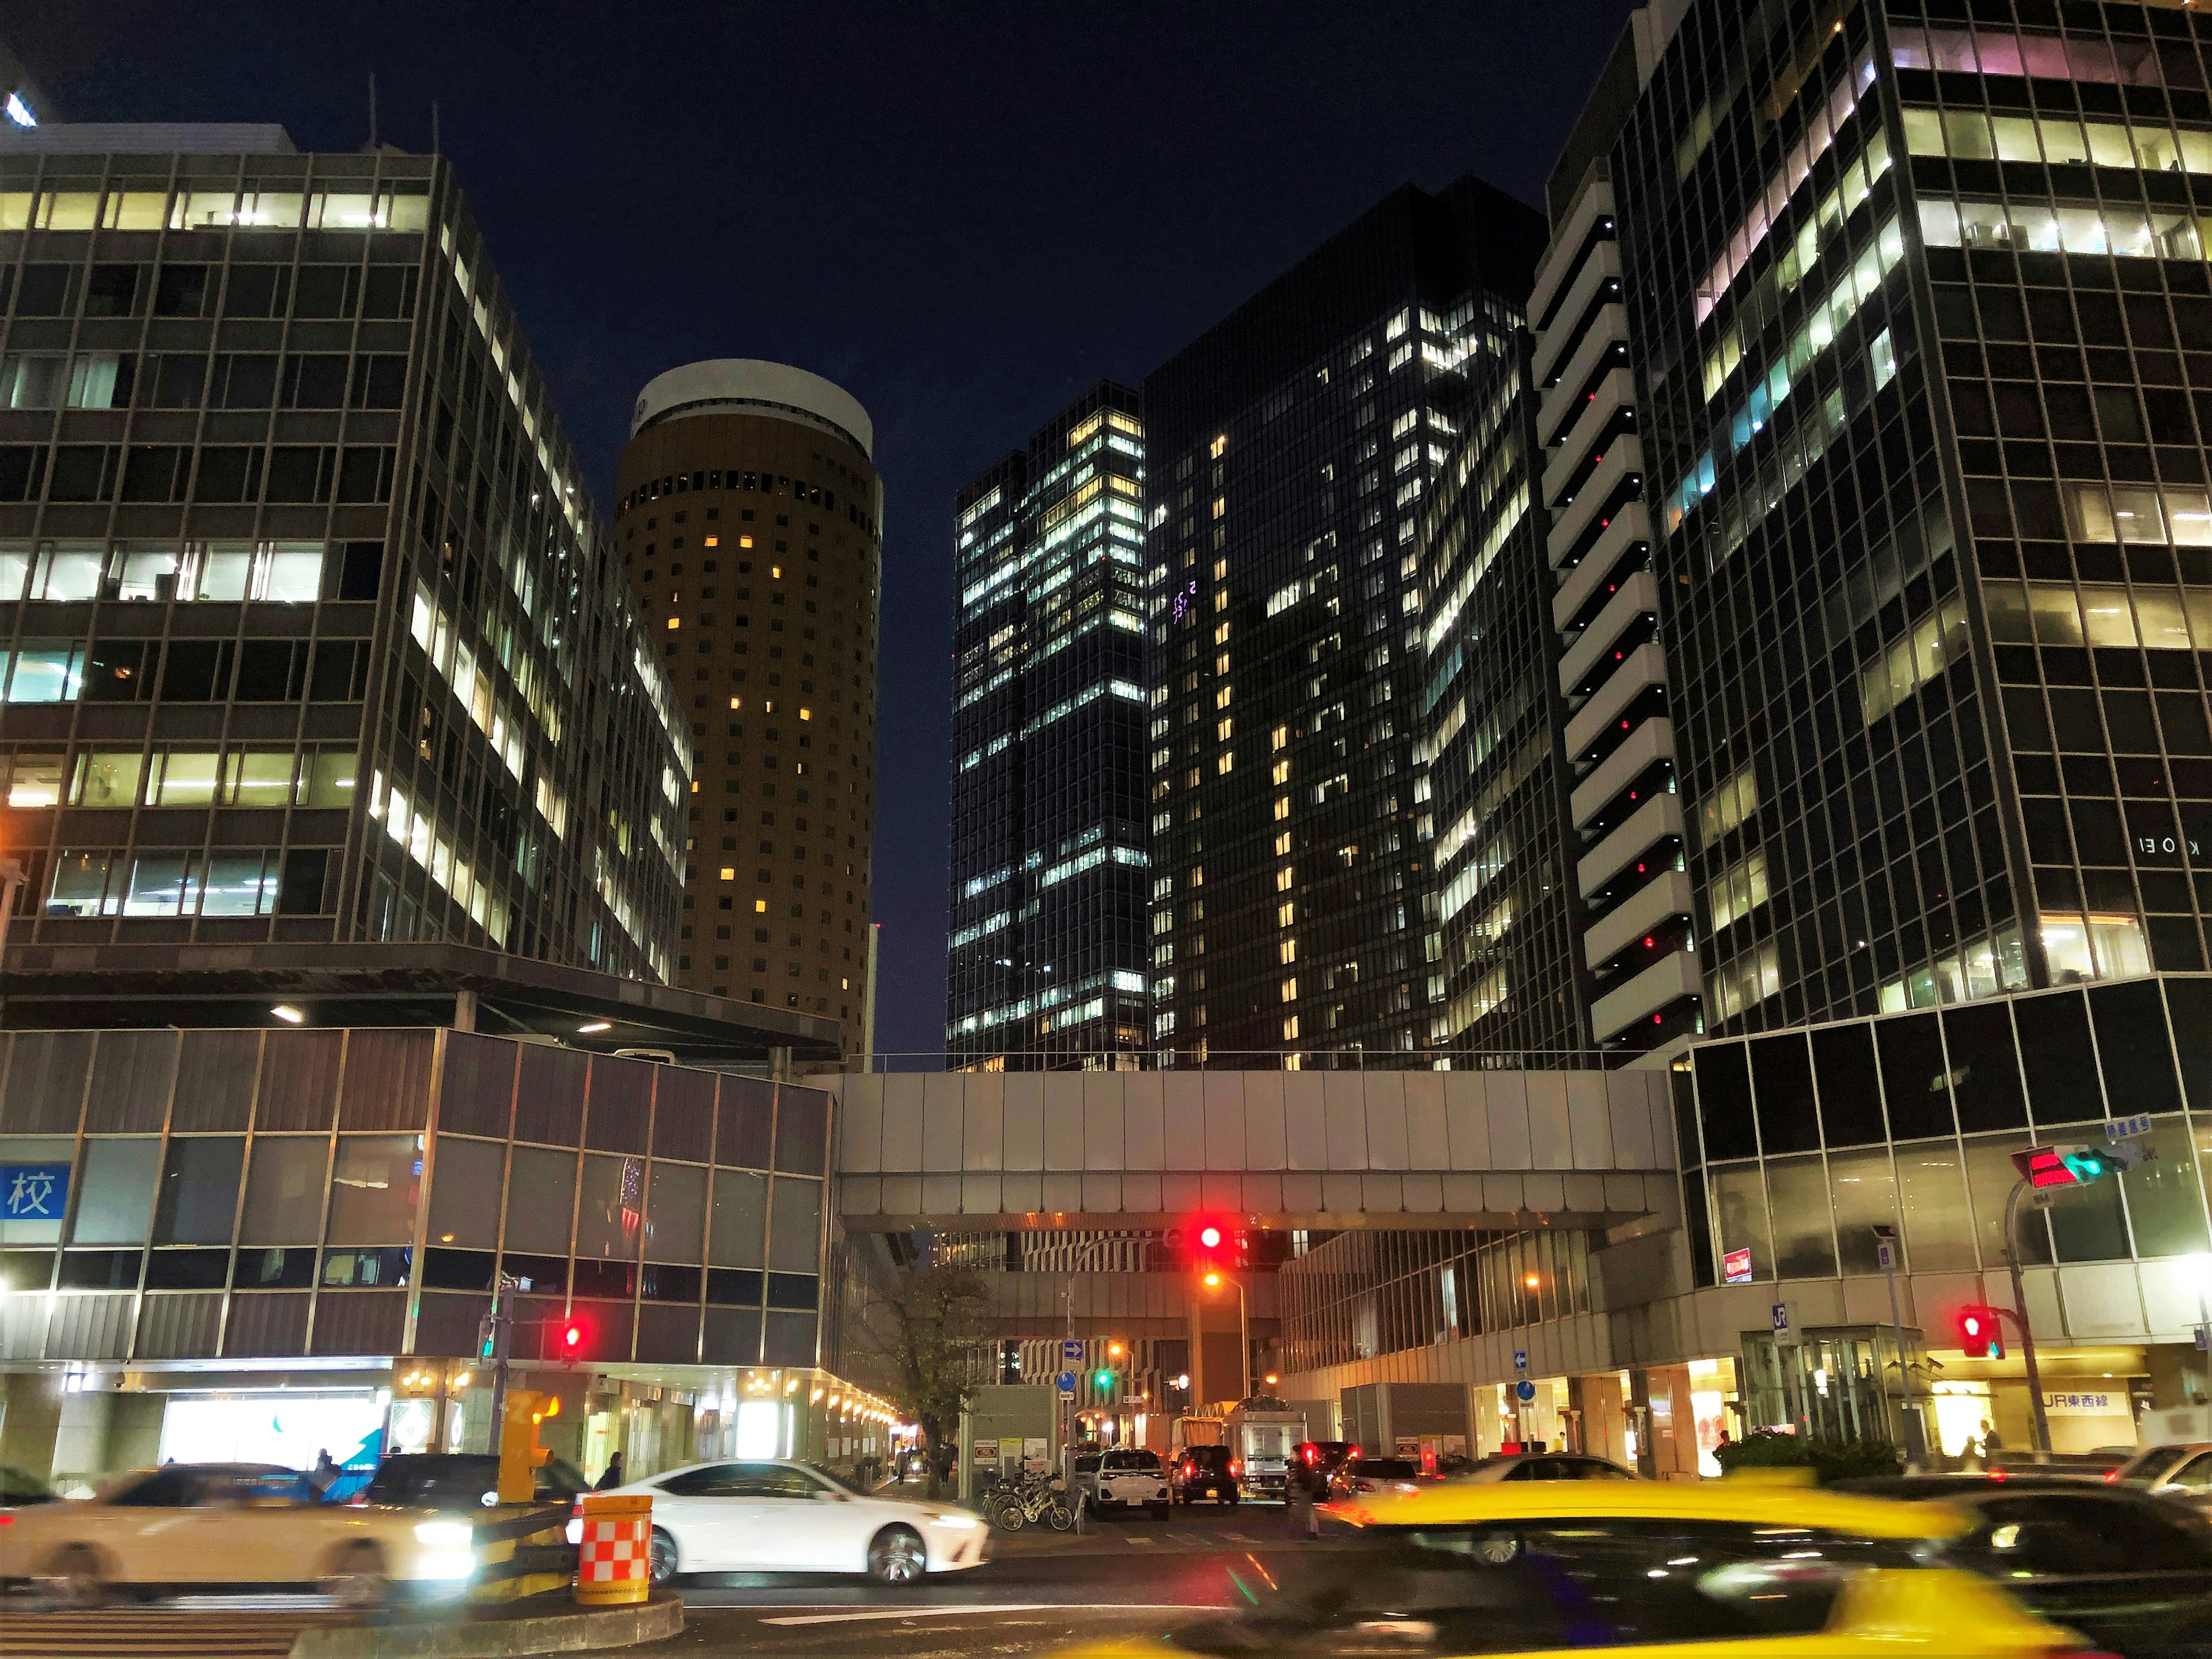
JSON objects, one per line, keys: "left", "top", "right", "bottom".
{"left": 860, "top": 1264, "right": 994, "bottom": 1498}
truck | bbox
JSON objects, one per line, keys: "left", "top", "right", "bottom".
{"left": 1225, "top": 1396, "right": 1306, "bottom": 1503}
{"left": 1169, "top": 1415, "right": 1225, "bottom": 1456}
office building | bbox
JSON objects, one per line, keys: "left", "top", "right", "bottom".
{"left": 613, "top": 361, "right": 881, "bottom": 1042}
{"left": 945, "top": 381, "right": 1150, "bottom": 1066}
{"left": 1143, "top": 179, "right": 1550, "bottom": 1062}
{"left": 1609, "top": 0, "right": 2212, "bottom": 1034}
{"left": 1420, "top": 308, "right": 1596, "bottom": 1059}
{"left": 0, "top": 126, "right": 685, "bottom": 984}
{"left": 1529, "top": 15, "right": 1703, "bottom": 1054}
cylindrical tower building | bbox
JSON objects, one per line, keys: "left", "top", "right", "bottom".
{"left": 615, "top": 361, "right": 881, "bottom": 1044}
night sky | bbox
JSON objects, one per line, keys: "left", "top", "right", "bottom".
{"left": 13, "top": 1, "right": 1637, "bottom": 1059}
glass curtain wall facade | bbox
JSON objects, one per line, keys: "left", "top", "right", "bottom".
{"left": 946, "top": 382, "right": 1150, "bottom": 1065}
{"left": 613, "top": 362, "right": 882, "bottom": 1036}
{"left": 0, "top": 1024, "right": 832, "bottom": 1369}
{"left": 1678, "top": 972, "right": 2212, "bottom": 1294}
{"left": 1144, "top": 180, "right": 1550, "bottom": 1063}
{"left": 1420, "top": 320, "right": 1597, "bottom": 1059}
{"left": 0, "top": 139, "right": 685, "bottom": 982}
{"left": 1612, "top": 0, "right": 2212, "bottom": 1038}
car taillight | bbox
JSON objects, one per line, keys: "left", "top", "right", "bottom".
{"left": 1230, "top": 1460, "right": 1241, "bottom": 1477}
{"left": 2104, "top": 1468, "right": 2124, "bottom": 1484}
{"left": 1302, "top": 1446, "right": 1316, "bottom": 1464}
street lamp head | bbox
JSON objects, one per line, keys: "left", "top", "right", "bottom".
{"left": 1203, "top": 1270, "right": 1222, "bottom": 1288}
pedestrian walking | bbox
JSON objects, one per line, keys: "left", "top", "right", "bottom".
{"left": 594, "top": 1450, "right": 626, "bottom": 1490}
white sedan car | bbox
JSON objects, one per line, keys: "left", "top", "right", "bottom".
{"left": 615, "top": 1459, "right": 987, "bottom": 1585}
{"left": 0, "top": 1463, "right": 475, "bottom": 1605}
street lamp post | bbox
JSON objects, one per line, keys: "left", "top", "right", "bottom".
{"left": 2001, "top": 1178, "right": 2054, "bottom": 1457}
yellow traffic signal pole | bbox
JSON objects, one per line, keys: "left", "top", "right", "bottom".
{"left": 2001, "top": 1177, "right": 2053, "bottom": 1457}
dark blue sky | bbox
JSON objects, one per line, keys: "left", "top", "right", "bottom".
{"left": 14, "top": 1, "right": 1637, "bottom": 1059}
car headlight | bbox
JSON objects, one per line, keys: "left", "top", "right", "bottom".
{"left": 935, "top": 1513, "right": 983, "bottom": 1529}
{"left": 414, "top": 1521, "right": 475, "bottom": 1546}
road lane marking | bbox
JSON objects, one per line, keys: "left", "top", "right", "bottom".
{"left": 758, "top": 1602, "right": 1208, "bottom": 1625}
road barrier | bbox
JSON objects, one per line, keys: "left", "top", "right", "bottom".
{"left": 575, "top": 1493, "right": 653, "bottom": 1605}
{"left": 469, "top": 1504, "right": 577, "bottom": 1603}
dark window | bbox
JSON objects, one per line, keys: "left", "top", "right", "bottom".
{"left": 279, "top": 849, "right": 329, "bottom": 916}
{"left": 48, "top": 446, "right": 116, "bottom": 501}
{"left": 290, "top": 266, "right": 358, "bottom": 318}
{"left": 0, "top": 446, "right": 43, "bottom": 500}
{"left": 160, "top": 639, "right": 232, "bottom": 702}
{"left": 192, "top": 446, "right": 261, "bottom": 503}
{"left": 1810, "top": 1024, "right": 1885, "bottom": 1145}
{"left": 235, "top": 1246, "right": 315, "bottom": 1288}
{"left": 349, "top": 355, "right": 407, "bottom": 409}
{"left": 308, "top": 639, "right": 361, "bottom": 701}
{"left": 765, "top": 1271, "right": 816, "bottom": 1309}
{"left": 224, "top": 266, "right": 289, "bottom": 318}
{"left": 421, "top": 1248, "right": 495, "bottom": 1291}
{"left": 119, "top": 445, "right": 185, "bottom": 503}
{"left": 152, "top": 265, "right": 210, "bottom": 317}
{"left": 2170, "top": 979, "right": 2212, "bottom": 1113}
{"left": 282, "top": 354, "right": 349, "bottom": 408}
{"left": 2017, "top": 990, "right": 2103, "bottom": 1125}
{"left": 144, "top": 1249, "right": 229, "bottom": 1290}
{"left": 2090, "top": 980, "right": 2181, "bottom": 1116}
{"left": 706, "top": 1267, "right": 762, "bottom": 1305}
{"left": 336, "top": 446, "right": 394, "bottom": 503}
{"left": 214, "top": 354, "right": 278, "bottom": 409}
{"left": 58, "top": 1250, "right": 140, "bottom": 1290}
{"left": 657, "top": 1463, "right": 750, "bottom": 1498}
{"left": 1942, "top": 1004, "right": 2029, "bottom": 1132}
{"left": 234, "top": 641, "right": 305, "bottom": 701}
{"left": 82, "top": 264, "right": 140, "bottom": 317}
{"left": 16, "top": 265, "right": 70, "bottom": 315}
{"left": 264, "top": 446, "right": 332, "bottom": 503}
{"left": 336, "top": 541, "right": 385, "bottom": 603}
{"left": 360, "top": 266, "right": 418, "bottom": 320}
{"left": 641, "top": 1263, "right": 702, "bottom": 1303}
{"left": 150, "top": 354, "right": 207, "bottom": 408}
{"left": 1875, "top": 1013, "right": 1955, "bottom": 1139}
{"left": 1749, "top": 1033, "right": 1819, "bottom": 1154}
{"left": 1693, "top": 1042, "right": 1756, "bottom": 1158}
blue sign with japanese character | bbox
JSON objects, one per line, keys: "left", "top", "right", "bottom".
{"left": 1, "top": 1162, "right": 70, "bottom": 1223}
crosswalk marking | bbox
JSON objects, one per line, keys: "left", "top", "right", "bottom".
{"left": 0, "top": 1608, "right": 347, "bottom": 1658}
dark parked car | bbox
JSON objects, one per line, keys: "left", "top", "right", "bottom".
{"left": 1458, "top": 1452, "right": 1639, "bottom": 1484}
{"left": 1173, "top": 1444, "right": 1238, "bottom": 1506}
{"left": 1291, "top": 1440, "right": 1356, "bottom": 1497}
{"left": 1843, "top": 1474, "right": 2212, "bottom": 1656}
{"left": 360, "top": 1452, "right": 589, "bottom": 1511}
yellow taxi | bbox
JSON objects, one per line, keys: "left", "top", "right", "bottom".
{"left": 1047, "top": 1476, "right": 2112, "bottom": 1656}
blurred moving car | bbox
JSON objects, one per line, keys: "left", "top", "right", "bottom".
{"left": 1043, "top": 1478, "right": 2099, "bottom": 1657}
{"left": 2108, "top": 1441, "right": 2212, "bottom": 1504}
{"left": 1457, "top": 1450, "right": 1640, "bottom": 1483}
{"left": 1330, "top": 1456, "right": 1425, "bottom": 1498}
{"left": 1172, "top": 1445, "right": 1238, "bottom": 1508}
{"left": 0, "top": 1464, "right": 58, "bottom": 1510}
{"left": 1844, "top": 1472, "right": 2212, "bottom": 1656}
{"left": 0, "top": 1463, "right": 474, "bottom": 1606}
{"left": 360, "top": 1452, "right": 589, "bottom": 1511}
{"left": 612, "top": 1458, "right": 987, "bottom": 1585}
{"left": 1087, "top": 1448, "right": 1172, "bottom": 1518}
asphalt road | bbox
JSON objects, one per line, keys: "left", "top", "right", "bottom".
{"left": 635, "top": 1501, "right": 1352, "bottom": 1656}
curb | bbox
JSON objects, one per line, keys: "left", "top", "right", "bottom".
{"left": 289, "top": 1593, "right": 683, "bottom": 1658}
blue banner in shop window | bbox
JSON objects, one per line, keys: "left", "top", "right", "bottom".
{"left": 1, "top": 1162, "right": 70, "bottom": 1222}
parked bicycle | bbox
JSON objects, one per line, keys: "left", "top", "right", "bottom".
{"left": 987, "top": 1472, "right": 1074, "bottom": 1531}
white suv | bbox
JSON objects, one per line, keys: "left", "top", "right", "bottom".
{"left": 1086, "top": 1449, "right": 1170, "bottom": 1518}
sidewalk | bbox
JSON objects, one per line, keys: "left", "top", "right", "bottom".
{"left": 289, "top": 1591, "right": 682, "bottom": 1658}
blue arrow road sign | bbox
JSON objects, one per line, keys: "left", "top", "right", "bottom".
{"left": 1063, "top": 1338, "right": 1084, "bottom": 1362}
{"left": 1513, "top": 1349, "right": 1528, "bottom": 1373}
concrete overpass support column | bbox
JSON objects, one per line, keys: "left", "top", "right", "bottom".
{"left": 0, "top": 1372, "right": 63, "bottom": 1482}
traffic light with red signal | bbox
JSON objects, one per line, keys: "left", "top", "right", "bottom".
{"left": 1956, "top": 1304, "right": 2005, "bottom": 1360}
{"left": 557, "top": 1316, "right": 589, "bottom": 1365}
